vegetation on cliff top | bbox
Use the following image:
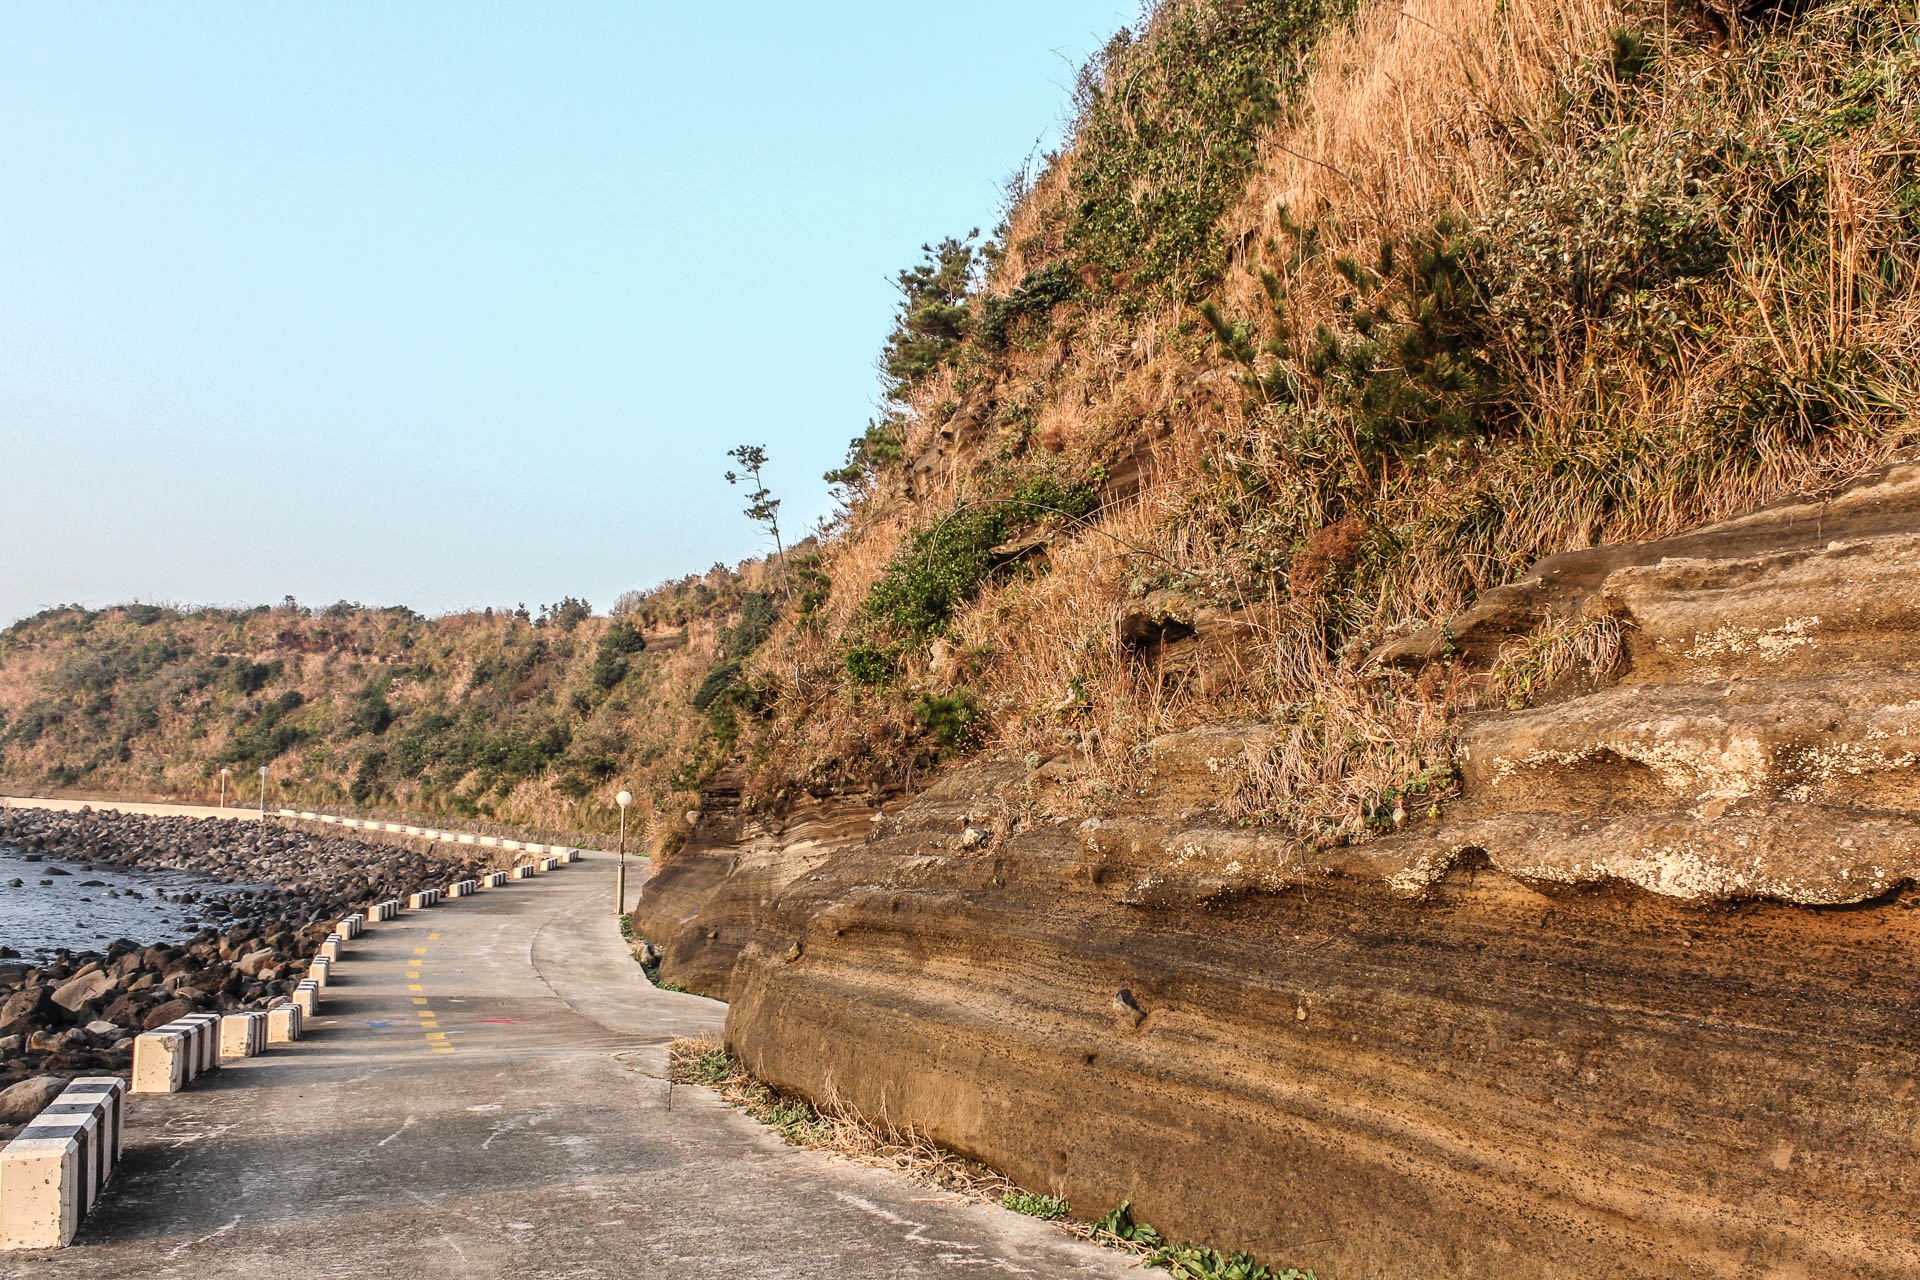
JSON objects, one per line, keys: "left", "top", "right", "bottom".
{"left": 5, "top": 0, "right": 1918, "bottom": 854}
{"left": 722, "top": 0, "right": 1920, "bottom": 846}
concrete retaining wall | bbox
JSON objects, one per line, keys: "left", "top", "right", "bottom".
{"left": 0, "top": 1077, "right": 127, "bottom": 1249}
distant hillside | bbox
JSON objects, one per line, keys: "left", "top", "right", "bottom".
{"left": 0, "top": 558, "right": 790, "bottom": 841}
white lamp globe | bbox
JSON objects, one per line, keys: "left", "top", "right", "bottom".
{"left": 615, "top": 790, "right": 632, "bottom": 808}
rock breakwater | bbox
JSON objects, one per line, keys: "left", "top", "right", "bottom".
{"left": 0, "top": 807, "right": 486, "bottom": 1126}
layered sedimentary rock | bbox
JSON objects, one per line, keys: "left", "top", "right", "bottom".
{"left": 634, "top": 463, "right": 1920, "bottom": 1279}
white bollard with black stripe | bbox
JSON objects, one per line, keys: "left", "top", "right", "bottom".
{"left": 219, "top": 1011, "right": 268, "bottom": 1059}
{"left": 267, "top": 1003, "right": 303, "bottom": 1044}
{"left": 336, "top": 913, "right": 364, "bottom": 940}
{"left": 0, "top": 1077, "right": 127, "bottom": 1249}
{"left": 318, "top": 934, "right": 342, "bottom": 963}
{"left": 306, "top": 956, "right": 331, "bottom": 988}
{"left": 511, "top": 864, "right": 535, "bottom": 880}
{"left": 480, "top": 870, "right": 509, "bottom": 888}
{"left": 292, "top": 979, "right": 320, "bottom": 1018}
{"left": 131, "top": 1014, "right": 219, "bottom": 1094}
{"left": 368, "top": 899, "right": 401, "bottom": 922}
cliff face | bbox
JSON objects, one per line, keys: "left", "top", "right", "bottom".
{"left": 637, "top": 462, "right": 1920, "bottom": 1278}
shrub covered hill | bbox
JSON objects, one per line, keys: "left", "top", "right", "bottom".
{"left": 0, "top": 567, "right": 784, "bottom": 841}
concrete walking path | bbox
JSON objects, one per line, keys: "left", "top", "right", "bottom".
{"left": 2, "top": 851, "right": 1134, "bottom": 1279}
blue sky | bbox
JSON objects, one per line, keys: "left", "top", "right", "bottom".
{"left": 0, "top": 2, "right": 1137, "bottom": 625}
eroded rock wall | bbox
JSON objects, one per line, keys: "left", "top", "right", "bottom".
{"left": 637, "top": 464, "right": 1920, "bottom": 1278}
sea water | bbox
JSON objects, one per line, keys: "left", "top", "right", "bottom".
{"left": 0, "top": 843, "right": 246, "bottom": 959}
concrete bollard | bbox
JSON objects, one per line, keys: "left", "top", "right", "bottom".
{"left": 336, "top": 914, "right": 364, "bottom": 940}
{"left": 131, "top": 1015, "right": 218, "bottom": 1094}
{"left": 501, "top": 839, "right": 523, "bottom": 852}
{"left": 318, "top": 935, "right": 342, "bottom": 963}
{"left": 0, "top": 1077, "right": 126, "bottom": 1250}
{"left": 306, "top": 956, "right": 331, "bottom": 988}
{"left": 534, "top": 857, "right": 556, "bottom": 872}
{"left": 219, "top": 1011, "right": 268, "bottom": 1060}
{"left": 131, "top": 1027, "right": 192, "bottom": 1093}
{"left": 523, "top": 842, "right": 547, "bottom": 855}
{"left": 480, "top": 870, "right": 509, "bottom": 888}
{"left": 184, "top": 1012, "right": 221, "bottom": 1074}
{"left": 266, "top": 1003, "right": 302, "bottom": 1044}
{"left": 511, "top": 864, "right": 535, "bottom": 880}
{"left": 292, "top": 980, "right": 319, "bottom": 1018}
{"left": 368, "top": 899, "right": 401, "bottom": 922}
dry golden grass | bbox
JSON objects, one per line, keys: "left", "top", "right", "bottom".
{"left": 667, "top": 1037, "right": 1024, "bottom": 1197}
{"left": 666, "top": 1036, "right": 1164, "bottom": 1258}
{"left": 742, "top": 0, "right": 1920, "bottom": 849}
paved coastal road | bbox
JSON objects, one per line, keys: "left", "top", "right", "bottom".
{"left": 6, "top": 852, "right": 1132, "bottom": 1279}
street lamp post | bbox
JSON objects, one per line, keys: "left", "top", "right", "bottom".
{"left": 614, "top": 790, "right": 632, "bottom": 917}
{"left": 219, "top": 768, "right": 230, "bottom": 809}
{"left": 257, "top": 765, "right": 269, "bottom": 817}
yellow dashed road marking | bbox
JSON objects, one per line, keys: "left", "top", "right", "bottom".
{"left": 412, "top": 997, "right": 429, "bottom": 1005}
{"left": 428, "top": 933, "right": 441, "bottom": 940}
{"left": 413, "top": 947, "right": 428, "bottom": 955}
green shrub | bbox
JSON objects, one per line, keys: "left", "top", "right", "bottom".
{"left": 691, "top": 661, "right": 742, "bottom": 712}
{"left": 883, "top": 235, "right": 978, "bottom": 394}
{"left": 347, "top": 681, "right": 395, "bottom": 736}
{"left": 1066, "top": 0, "right": 1352, "bottom": 302}
{"left": 592, "top": 621, "right": 648, "bottom": 690}
{"left": 724, "top": 593, "right": 777, "bottom": 660}
{"left": 825, "top": 418, "right": 906, "bottom": 495}
{"left": 865, "top": 475, "right": 1097, "bottom": 640}
{"left": 978, "top": 262, "right": 1078, "bottom": 348}
{"left": 349, "top": 750, "right": 386, "bottom": 804}
{"left": 1001, "top": 1191, "right": 1070, "bottom": 1220}
{"left": 843, "top": 645, "right": 897, "bottom": 685}
{"left": 913, "top": 690, "right": 982, "bottom": 750}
